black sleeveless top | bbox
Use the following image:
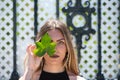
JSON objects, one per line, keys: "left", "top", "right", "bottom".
{"left": 39, "top": 70, "right": 69, "bottom": 80}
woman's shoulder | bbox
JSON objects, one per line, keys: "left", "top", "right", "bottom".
{"left": 77, "top": 76, "right": 86, "bottom": 80}
{"left": 68, "top": 75, "right": 86, "bottom": 80}
{"left": 67, "top": 71, "right": 86, "bottom": 80}
{"left": 67, "top": 72, "right": 86, "bottom": 80}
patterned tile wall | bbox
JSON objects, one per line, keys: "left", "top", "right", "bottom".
{"left": 0, "top": 0, "right": 119, "bottom": 80}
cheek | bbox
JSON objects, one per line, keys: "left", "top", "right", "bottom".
{"left": 56, "top": 44, "right": 67, "bottom": 53}
{"left": 56, "top": 45, "right": 67, "bottom": 59}
{"left": 43, "top": 45, "right": 67, "bottom": 62}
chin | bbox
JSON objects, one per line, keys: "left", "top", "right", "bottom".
{"left": 46, "top": 59, "right": 63, "bottom": 65}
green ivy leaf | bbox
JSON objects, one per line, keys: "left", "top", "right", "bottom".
{"left": 33, "top": 33, "right": 56, "bottom": 57}
{"left": 47, "top": 43, "right": 56, "bottom": 56}
{"left": 41, "top": 33, "right": 51, "bottom": 47}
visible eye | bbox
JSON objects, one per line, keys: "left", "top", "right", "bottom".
{"left": 57, "top": 41, "right": 65, "bottom": 45}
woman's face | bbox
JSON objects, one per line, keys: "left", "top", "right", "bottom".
{"left": 44, "top": 29, "right": 67, "bottom": 65}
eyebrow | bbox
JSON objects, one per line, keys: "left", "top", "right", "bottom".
{"left": 57, "top": 38, "right": 65, "bottom": 42}
{"left": 51, "top": 38, "right": 65, "bottom": 42}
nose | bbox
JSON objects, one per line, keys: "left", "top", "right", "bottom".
{"left": 54, "top": 44, "right": 59, "bottom": 54}
{"left": 55, "top": 45, "right": 58, "bottom": 52}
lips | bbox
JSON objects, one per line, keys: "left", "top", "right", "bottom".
{"left": 50, "top": 54, "right": 59, "bottom": 58}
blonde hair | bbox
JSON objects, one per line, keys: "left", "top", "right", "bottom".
{"left": 24, "top": 19, "right": 79, "bottom": 75}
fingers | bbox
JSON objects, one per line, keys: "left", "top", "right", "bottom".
{"left": 26, "top": 44, "right": 43, "bottom": 59}
{"left": 26, "top": 44, "right": 35, "bottom": 56}
{"left": 30, "top": 45, "right": 35, "bottom": 56}
{"left": 26, "top": 44, "right": 32, "bottom": 54}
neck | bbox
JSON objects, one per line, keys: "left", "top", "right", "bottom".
{"left": 43, "top": 62, "right": 65, "bottom": 73}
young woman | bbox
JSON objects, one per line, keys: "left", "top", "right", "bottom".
{"left": 19, "top": 19, "right": 86, "bottom": 80}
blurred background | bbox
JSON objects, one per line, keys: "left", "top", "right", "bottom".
{"left": 0, "top": 0, "right": 120, "bottom": 80}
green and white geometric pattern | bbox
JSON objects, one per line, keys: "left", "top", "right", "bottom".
{"left": 0, "top": 0, "right": 119, "bottom": 80}
{"left": 0, "top": 0, "right": 13, "bottom": 80}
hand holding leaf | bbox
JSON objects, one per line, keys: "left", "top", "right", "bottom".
{"left": 33, "top": 33, "right": 56, "bottom": 57}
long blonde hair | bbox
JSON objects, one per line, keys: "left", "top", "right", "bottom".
{"left": 25, "top": 19, "right": 79, "bottom": 75}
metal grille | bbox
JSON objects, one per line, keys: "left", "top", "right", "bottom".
{"left": 0, "top": 0, "right": 119, "bottom": 80}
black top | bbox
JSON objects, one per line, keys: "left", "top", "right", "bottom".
{"left": 39, "top": 70, "right": 69, "bottom": 80}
